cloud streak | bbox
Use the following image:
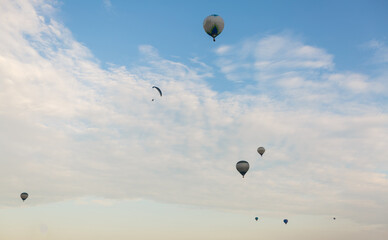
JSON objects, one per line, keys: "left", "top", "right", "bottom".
{"left": 215, "top": 34, "right": 334, "bottom": 83}
{"left": 367, "top": 40, "right": 388, "bottom": 64}
{"left": 215, "top": 34, "right": 387, "bottom": 113}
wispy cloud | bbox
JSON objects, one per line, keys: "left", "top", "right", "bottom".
{"left": 1, "top": 0, "right": 388, "bottom": 230}
{"left": 103, "top": 0, "right": 113, "bottom": 11}
{"left": 327, "top": 72, "right": 375, "bottom": 93}
{"left": 215, "top": 34, "right": 334, "bottom": 83}
{"left": 367, "top": 40, "right": 388, "bottom": 64}
{"left": 215, "top": 34, "right": 387, "bottom": 110}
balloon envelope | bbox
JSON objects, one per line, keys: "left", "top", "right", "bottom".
{"left": 20, "top": 192, "right": 28, "bottom": 201}
{"left": 257, "top": 147, "right": 265, "bottom": 156}
{"left": 283, "top": 219, "right": 288, "bottom": 224}
{"left": 255, "top": 217, "right": 258, "bottom": 221}
{"left": 203, "top": 14, "right": 224, "bottom": 41}
{"left": 236, "top": 160, "right": 249, "bottom": 178}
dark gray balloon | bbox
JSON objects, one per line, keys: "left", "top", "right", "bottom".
{"left": 236, "top": 160, "right": 249, "bottom": 178}
{"left": 257, "top": 147, "right": 265, "bottom": 156}
{"left": 20, "top": 192, "right": 28, "bottom": 201}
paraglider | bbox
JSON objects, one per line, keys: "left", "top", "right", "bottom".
{"left": 236, "top": 160, "right": 249, "bottom": 178}
{"left": 203, "top": 14, "right": 224, "bottom": 42}
{"left": 152, "top": 86, "right": 162, "bottom": 101}
{"left": 283, "top": 219, "right": 288, "bottom": 224}
{"left": 255, "top": 217, "right": 258, "bottom": 221}
{"left": 20, "top": 192, "right": 28, "bottom": 202}
{"left": 257, "top": 147, "right": 265, "bottom": 156}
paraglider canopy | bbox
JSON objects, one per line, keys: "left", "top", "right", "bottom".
{"left": 203, "top": 14, "right": 224, "bottom": 41}
{"left": 152, "top": 86, "right": 162, "bottom": 101}
{"left": 236, "top": 160, "right": 249, "bottom": 178}
{"left": 20, "top": 192, "right": 28, "bottom": 201}
{"left": 257, "top": 147, "right": 265, "bottom": 156}
{"left": 283, "top": 219, "right": 288, "bottom": 224}
{"left": 255, "top": 217, "right": 258, "bottom": 221}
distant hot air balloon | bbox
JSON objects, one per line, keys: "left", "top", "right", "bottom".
{"left": 236, "top": 160, "right": 249, "bottom": 178}
{"left": 203, "top": 14, "right": 224, "bottom": 42}
{"left": 20, "top": 192, "right": 28, "bottom": 202}
{"left": 283, "top": 219, "right": 288, "bottom": 224}
{"left": 152, "top": 86, "right": 162, "bottom": 101}
{"left": 333, "top": 217, "right": 336, "bottom": 220}
{"left": 255, "top": 217, "right": 258, "bottom": 221}
{"left": 257, "top": 147, "right": 265, "bottom": 156}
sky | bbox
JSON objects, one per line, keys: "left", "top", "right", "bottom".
{"left": 0, "top": 0, "right": 388, "bottom": 239}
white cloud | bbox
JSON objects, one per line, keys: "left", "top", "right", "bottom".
{"left": 254, "top": 35, "right": 334, "bottom": 70}
{"left": 328, "top": 73, "right": 373, "bottom": 93}
{"left": 367, "top": 40, "right": 388, "bottom": 64}
{"left": 215, "top": 45, "right": 232, "bottom": 55}
{"left": 215, "top": 34, "right": 388, "bottom": 110}
{"left": 215, "top": 34, "right": 334, "bottom": 83}
{"left": 1, "top": 1, "right": 388, "bottom": 232}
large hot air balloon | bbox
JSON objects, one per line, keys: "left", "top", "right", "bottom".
{"left": 283, "top": 219, "right": 288, "bottom": 224}
{"left": 255, "top": 217, "right": 258, "bottom": 221}
{"left": 20, "top": 192, "right": 28, "bottom": 202}
{"left": 152, "top": 86, "right": 162, "bottom": 101}
{"left": 203, "top": 14, "right": 224, "bottom": 42}
{"left": 257, "top": 147, "right": 265, "bottom": 156}
{"left": 236, "top": 160, "right": 249, "bottom": 178}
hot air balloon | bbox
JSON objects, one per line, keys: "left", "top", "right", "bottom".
{"left": 152, "top": 86, "right": 162, "bottom": 101}
{"left": 20, "top": 192, "right": 28, "bottom": 202}
{"left": 236, "top": 160, "right": 249, "bottom": 178}
{"left": 333, "top": 217, "right": 336, "bottom": 220}
{"left": 257, "top": 147, "right": 265, "bottom": 156}
{"left": 283, "top": 219, "right": 288, "bottom": 224}
{"left": 255, "top": 217, "right": 258, "bottom": 221}
{"left": 203, "top": 14, "right": 224, "bottom": 42}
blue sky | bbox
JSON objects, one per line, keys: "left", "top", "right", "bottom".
{"left": 59, "top": 0, "right": 388, "bottom": 71}
{"left": 1, "top": 0, "right": 388, "bottom": 239}
{"left": 56, "top": 0, "right": 388, "bottom": 94}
